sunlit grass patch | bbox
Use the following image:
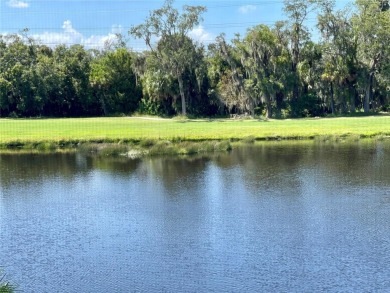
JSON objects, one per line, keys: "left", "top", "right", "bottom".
{"left": 1, "top": 116, "right": 390, "bottom": 151}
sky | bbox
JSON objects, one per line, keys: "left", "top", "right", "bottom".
{"left": 0, "top": 0, "right": 351, "bottom": 50}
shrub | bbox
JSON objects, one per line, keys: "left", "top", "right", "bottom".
{"left": 242, "top": 136, "right": 255, "bottom": 144}
{"left": 214, "top": 140, "right": 232, "bottom": 151}
{"left": 198, "top": 141, "right": 215, "bottom": 153}
{"left": 177, "top": 142, "right": 198, "bottom": 155}
{"left": 290, "top": 94, "right": 324, "bottom": 117}
{"left": 78, "top": 143, "right": 100, "bottom": 154}
{"left": 139, "top": 139, "right": 156, "bottom": 148}
{"left": 98, "top": 144, "right": 128, "bottom": 157}
{"left": 36, "top": 142, "right": 57, "bottom": 151}
{"left": 149, "top": 141, "right": 176, "bottom": 156}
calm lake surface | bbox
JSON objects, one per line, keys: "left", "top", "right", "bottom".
{"left": 1, "top": 141, "right": 390, "bottom": 292}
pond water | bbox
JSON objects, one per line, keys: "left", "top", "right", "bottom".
{"left": 1, "top": 141, "right": 390, "bottom": 292}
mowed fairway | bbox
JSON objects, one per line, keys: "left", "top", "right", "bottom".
{"left": 1, "top": 116, "right": 390, "bottom": 144}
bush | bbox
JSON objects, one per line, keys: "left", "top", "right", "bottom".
{"left": 290, "top": 94, "right": 324, "bottom": 117}
{"left": 242, "top": 136, "right": 255, "bottom": 144}
{"left": 147, "top": 140, "right": 232, "bottom": 156}
{"left": 137, "top": 97, "right": 176, "bottom": 117}
{"left": 78, "top": 143, "right": 100, "bottom": 154}
{"left": 8, "top": 112, "right": 18, "bottom": 119}
{"left": 177, "top": 142, "right": 198, "bottom": 155}
{"left": 149, "top": 141, "right": 177, "bottom": 156}
{"left": 214, "top": 140, "right": 232, "bottom": 152}
{"left": 36, "top": 142, "right": 57, "bottom": 151}
{"left": 198, "top": 141, "right": 215, "bottom": 153}
{"left": 139, "top": 139, "right": 156, "bottom": 147}
{"left": 98, "top": 144, "right": 128, "bottom": 157}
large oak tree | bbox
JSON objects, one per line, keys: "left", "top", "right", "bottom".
{"left": 130, "top": 0, "right": 206, "bottom": 116}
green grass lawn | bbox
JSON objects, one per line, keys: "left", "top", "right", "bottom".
{"left": 1, "top": 115, "right": 390, "bottom": 146}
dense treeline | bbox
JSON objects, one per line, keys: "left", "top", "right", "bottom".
{"left": 0, "top": 0, "right": 389, "bottom": 118}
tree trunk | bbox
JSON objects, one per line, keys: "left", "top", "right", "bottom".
{"left": 219, "top": 37, "right": 251, "bottom": 115}
{"left": 266, "top": 94, "right": 272, "bottom": 119}
{"left": 99, "top": 89, "right": 108, "bottom": 116}
{"left": 330, "top": 82, "right": 335, "bottom": 115}
{"left": 291, "top": 69, "right": 299, "bottom": 117}
{"left": 341, "top": 94, "right": 347, "bottom": 114}
{"left": 364, "top": 84, "right": 370, "bottom": 113}
{"left": 250, "top": 99, "right": 255, "bottom": 118}
{"left": 364, "top": 72, "right": 374, "bottom": 113}
{"left": 275, "top": 92, "right": 283, "bottom": 119}
{"left": 349, "top": 85, "right": 356, "bottom": 113}
{"left": 291, "top": 27, "right": 300, "bottom": 117}
{"left": 292, "top": 64, "right": 299, "bottom": 102}
{"left": 364, "top": 56, "right": 379, "bottom": 113}
{"left": 177, "top": 74, "right": 186, "bottom": 116}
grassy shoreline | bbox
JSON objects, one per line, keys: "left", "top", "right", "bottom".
{"left": 1, "top": 115, "right": 390, "bottom": 154}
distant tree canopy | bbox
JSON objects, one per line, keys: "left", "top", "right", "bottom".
{"left": 0, "top": 0, "right": 388, "bottom": 118}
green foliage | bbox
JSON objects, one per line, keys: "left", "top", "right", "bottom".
{"left": 0, "top": 271, "right": 14, "bottom": 293}
{"left": 98, "top": 144, "right": 128, "bottom": 157}
{"left": 147, "top": 140, "right": 232, "bottom": 156}
{"left": 0, "top": 284, "right": 14, "bottom": 293}
{"left": 139, "top": 139, "right": 156, "bottom": 147}
{"left": 0, "top": 0, "right": 389, "bottom": 119}
{"left": 90, "top": 48, "right": 142, "bottom": 116}
{"left": 148, "top": 141, "right": 177, "bottom": 156}
{"left": 290, "top": 93, "right": 324, "bottom": 117}
{"left": 130, "top": 0, "right": 207, "bottom": 115}
{"left": 78, "top": 143, "right": 129, "bottom": 156}
{"left": 138, "top": 98, "right": 164, "bottom": 116}
{"left": 352, "top": 0, "right": 390, "bottom": 112}
{"left": 35, "top": 142, "right": 58, "bottom": 151}
{"left": 242, "top": 136, "right": 256, "bottom": 144}
{"left": 214, "top": 140, "right": 232, "bottom": 151}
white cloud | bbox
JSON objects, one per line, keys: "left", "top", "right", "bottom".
{"left": 32, "top": 20, "right": 83, "bottom": 47}
{"left": 84, "top": 34, "right": 117, "bottom": 49}
{"left": 189, "top": 25, "right": 214, "bottom": 44}
{"left": 7, "top": 0, "right": 29, "bottom": 8}
{"left": 239, "top": 5, "right": 257, "bottom": 14}
{"left": 110, "top": 25, "right": 123, "bottom": 35}
{"left": 31, "top": 20, "right": 119, "bottom": 49}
